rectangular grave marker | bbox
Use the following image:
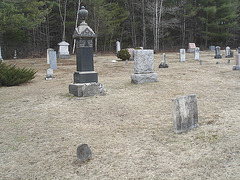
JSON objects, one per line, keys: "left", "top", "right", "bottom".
{"left": 172, "top": 94, "right": 199, "bottom": 133}
{"left": 180, "top": 49, "right": 186, "bottom": 62}
{"left": 49, "top": 51, "right": 57, "bottom": 70}
{"left": 194, "top": 47, "right": 200, "bottom": 61}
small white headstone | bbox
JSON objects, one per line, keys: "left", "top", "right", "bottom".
{"left": 180, "top": 49, "right": 186, "bottom": 62}
{"left": 14, "top": 50, "right": 17, "bottom": 60}
{"left": 47, "top": 48, "right": 54, "bottom": 64}
{"left": 194, "top": 47, "right": 200, "bottom": 61}
{"left": 162, "top": 53, "right": 166, "bottom": 63}
{"left": 116, "top": 41, "right": 120, "bottom": 54}
{"left": 0, "top": 46, "right": 3, "bottom": 61}
{"left": 225, "top": 46, "right": 230, "bottom": 58}
{"left": 46, "top": 68, "right": 55, "bottom": 80}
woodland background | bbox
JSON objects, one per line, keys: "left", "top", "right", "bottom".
{"left": 0, "top": 0, "right": 240, "bottom": 59}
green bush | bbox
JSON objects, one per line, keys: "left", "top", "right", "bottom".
{"left": 117, "top": 49, "right": 130, "bottom": 60}
{"left": 135, "top": 47, "right": 142, "bottom": 50}
{"left": 0, "top": 62, "right": 37, "bottom": 86}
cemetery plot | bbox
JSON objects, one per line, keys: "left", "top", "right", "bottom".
{"left": 0, "top": 51, "right": 240, "bottom": 179}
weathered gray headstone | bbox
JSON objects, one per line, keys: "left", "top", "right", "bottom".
{"left": 47, "top": 48, "right": 54, "bottom": 64}
{"left": 0, "top": 46, "right": 3, "bottom": 61}
{"left": 77, "top": 144, "right": 92, "bottom": 163}
{"left": 233, "top": 54, "right": 240, "bottom": 70}
{"left": 58, "top": 41, "right": 70, "bottom": 59}
{"left": 159, "top": 53, "right": 168, "bottom": 68}
{"left": 194, "top": 47, "right": 200, "bottom": 61}
{"left": 127, "top": 48, "right": 134, "bottom": 60}
{"left": 225, "top": 46, "right": 231, "bottom": 58}
{"left": 69, "top": 6, "right": 105, "bottom": 97}
{"left": 116, "top": 41, "right": 120, "bottom": 54}
{"left": 214, "top": 46, "right": 222, "bottom": 59}
{"left": 230, "top": 50, "right": 234, "bottom": 58}
{"left": 49, "top": 51, "right": 57, "bottom": 70}
{"left": 172, "top": 94, "right": 198, "bottom": 133}
{"left": 180, "top": 49, "right": 186, "bottom": 62}
{"left": 209, "top": 46, "right": 215, "bottom": 51}
{"left": 131, "top": 50, "right": 158, "bottom": 84}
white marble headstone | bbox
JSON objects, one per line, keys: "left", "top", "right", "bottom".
{"left": 226, "top": 46, "right": 230, "bottom": 57}
{"left": 180, "top": 49, "right": 186, "bottom": 62}
{"left": 47, "top": 48, "right": 54, "bottom": 64}
{"left": 116, "top": 41, "right": 120, "bottom": 54}
{"left": 194, "top": 47, "right": 200, "bottom": 61}
{"left": 58, "top": 41, "right": 70, "bottom": 59}
{"left": 162, "top": 53, "right": 166, "bottom": 63}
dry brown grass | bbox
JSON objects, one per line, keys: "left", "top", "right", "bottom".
{"left": 1, "top": 51, "right": 240, "bottom": 179}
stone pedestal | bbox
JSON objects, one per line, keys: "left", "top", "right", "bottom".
{"left": 69, "top": 83, "right": 105, "bottom": 97}
{"left": 131, "top": 73, "right": 158, "bottom": 84}
{"left": 45, "top": 68, "right": 55, "bottom": 80}
{"left": 74, "top": 71, "right": 98, "bottom": 83}
{"left": 131, "top": 50, "right": 158, "bottom": 84}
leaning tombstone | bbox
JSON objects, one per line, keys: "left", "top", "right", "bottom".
{"left": 172, "top": 94, "right": 199, "bottom": 133}
{"left": 77, "top": 144, "right": 92, "bottom": 163}
{"left": 225, "top": 46, "right": 231, "bottom": 58}
{"left": 131, "top": 49, "right": 158, "bottom": 84}
{"left": 116, "top": 41, "right": 120, "bottom": 55}
{"left": 0, "top": 46, "right": 3, "bottom": 61}
{"left": 159, "top": 53, "right": 168, "bottom": 68}
{"left": 47, "top": 48, "right": 54, "bottom": 64}
{"left": 127, "top": 48, "right": 134, "bottom": 60}
{"left": 58, "top": 41, "right": 70, "bottom": 59}
{"left": 209, "top": 46, "right": 215, "bottom": 51}
{"left": 69, "top": 6, "right": 105, "bottom": 97}
{"left": 180, "top": 49, "right": 186, "bottom": 62}
{"left": 187, "top": 43, "right": 196, "bottom": 53}
{"left": 233, "top": 54, "right": 240, "bottom": 70}
{"left": 214, "top": 46, "right": 222, "bottom": 59}
{"left": 49, "top": 50, "right": 57, "bottom": 70}
{"left": 194, "top": 47, "right": 200, "bottom": 61}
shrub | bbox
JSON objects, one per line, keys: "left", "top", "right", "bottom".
{"left": 0, "top": 62, "right": 37, "bottom": 86}
{"left": 117, "top": 49, "right": 130, "bottom": 60}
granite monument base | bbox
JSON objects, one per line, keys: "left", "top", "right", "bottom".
{"left": 69, "top": 82, "right": 106, "bottom": 97}
{"left": 74, "top": 71, "right": 98, "bottom": 83}
{"left": 58, "top": 54, "right": 70, "bottom": 59}
{"left": 233, "top": 65, "right": 240, "bottom": 70}
{"left": 131, "top": 73, "right": 158, "bottom": 84}
{"left": 214, "top": 55, "right": 222, "bottom": 59}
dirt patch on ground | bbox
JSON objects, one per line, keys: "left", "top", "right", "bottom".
{"left": 1, "top": 51, "right": 240, "bottom": 179}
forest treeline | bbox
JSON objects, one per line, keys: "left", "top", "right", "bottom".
{"left": 0, "top": 0, "right": 240, "bottom": 58}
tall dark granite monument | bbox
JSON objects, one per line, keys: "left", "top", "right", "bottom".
{"left": 69, "top": 6, "right": 105, "bottom": 97}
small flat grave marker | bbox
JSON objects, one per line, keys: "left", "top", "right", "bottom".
{"left": 77, "top": 144, "right": 92, "bottom": 163}
{"left": 172, "top": 94, "right": 199, "bottom": 133}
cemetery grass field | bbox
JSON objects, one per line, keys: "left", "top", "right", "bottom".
{"left": 1, "top": 51, "right": 240, "bottom": 179}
